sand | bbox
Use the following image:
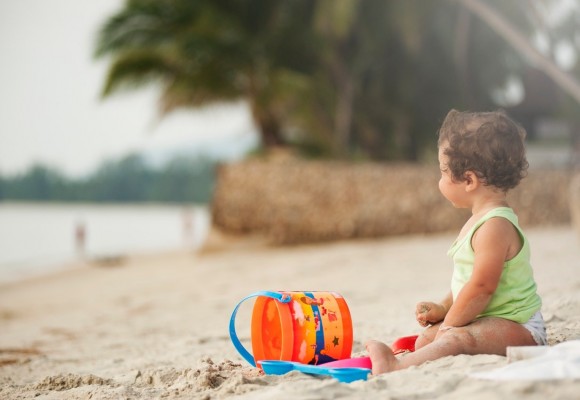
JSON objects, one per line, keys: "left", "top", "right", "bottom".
{"left": 1, "top": 225, "right": 579, "bottom": 399}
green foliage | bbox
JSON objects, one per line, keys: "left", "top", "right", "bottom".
{"left": 95, "top": 0, "right": 579, "bottom": 161}
{"left": 0, "top": 155, "right": 216, "bottom": 204}
{"left": 148, "top": 156, "right": 214, "bottom": 203}
{"left": 0, "top": 165, "right": 73, "bottom": 201}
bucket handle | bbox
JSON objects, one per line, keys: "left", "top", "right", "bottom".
{"left": 229, "top": 290, "right": 291, "bottom": 367}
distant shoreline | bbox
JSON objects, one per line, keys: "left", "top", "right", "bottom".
{"left": 0, "top": 203, "right": 210, "bottom": 284}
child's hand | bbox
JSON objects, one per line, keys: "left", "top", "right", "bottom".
{"left": 415, "top": 302, "right": 447, "bottom": 327}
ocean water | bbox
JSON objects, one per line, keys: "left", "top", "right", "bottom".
{"left": 0, "top": 203, "right": 210, "bottom": 283}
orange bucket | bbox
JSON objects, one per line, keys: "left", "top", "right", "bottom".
{"left": 229, "top": 291, "right": 353, "bottom": 367}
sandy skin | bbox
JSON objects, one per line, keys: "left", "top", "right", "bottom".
{"left": 366, "top": 317, "right": 537, "bottom": 374}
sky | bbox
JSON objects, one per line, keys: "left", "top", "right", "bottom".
{"left": 0, "top": 0, "right": 258, "bottom": 177}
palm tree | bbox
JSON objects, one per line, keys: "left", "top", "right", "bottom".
{"left": 95, "top": 0, "right": 318, "bottom": 149}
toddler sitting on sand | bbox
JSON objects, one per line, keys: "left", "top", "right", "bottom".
{"left": 366, "top": 109, "right": 546, "bottom": 374}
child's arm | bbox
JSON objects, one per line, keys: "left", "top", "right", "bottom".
{"left": 438, "top": 218, "right": 517, "bottom": 331}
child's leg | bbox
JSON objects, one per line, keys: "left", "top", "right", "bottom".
{"left": 415, "top": 323, "right": 440, "bottom": 349}
{"left": 367, "top": 317, "right": 537, "bottom": 375}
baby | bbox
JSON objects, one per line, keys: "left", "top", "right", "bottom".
{"left": 366, "top": 109, "right": 546, "bottom": 374}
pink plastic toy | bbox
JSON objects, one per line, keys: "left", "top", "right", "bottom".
{"left": 320, "top": 334, "right": 418, "bottom": 369}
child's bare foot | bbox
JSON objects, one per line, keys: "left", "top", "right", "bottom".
{"left": 365, "top": 340, "right": 400, "bottom": 375}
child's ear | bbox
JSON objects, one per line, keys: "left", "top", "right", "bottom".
{"left": 464, "top": 171, "right": 479, "bottom": 192}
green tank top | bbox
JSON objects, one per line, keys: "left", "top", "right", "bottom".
{"left": 448, "top": 207, "right": 541, "bottom": 323}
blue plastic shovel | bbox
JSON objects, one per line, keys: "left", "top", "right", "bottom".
{"left": 260, "top": 360, "right": 371, "bottom": 383}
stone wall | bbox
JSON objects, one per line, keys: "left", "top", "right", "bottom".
{"left": 211, "top": 159, "right": 574, "bottom": 245}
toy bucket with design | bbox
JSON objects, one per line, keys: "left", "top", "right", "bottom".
{"left": 229, "top": 291, "right": 353, "bottom": 367}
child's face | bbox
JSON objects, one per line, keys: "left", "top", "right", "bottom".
{"left": 438, "top": 144, "right": 468, "bottom": 208}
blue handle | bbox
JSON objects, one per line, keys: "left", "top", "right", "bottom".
{"left": 229, "top": 290, "right": 291, "bottom": 367}
{"left": 261, "top": 360, "right": 371, "bottom": 383}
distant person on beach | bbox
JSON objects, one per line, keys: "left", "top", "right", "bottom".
{"left": 182, "top": 208, "right": 194, "bottom": 248}
{"left": 366, "top": 109, "right": 546, "bottom": 374}
{"left": 75, "top": 220, "right": 86, "bottom": 258}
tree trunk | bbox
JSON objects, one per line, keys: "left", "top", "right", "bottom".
{"left": 334, "top": 68, "right": 355, "bottom": 157}
{"left": 248, "top": 75, "right": 286, "bottom": 149}
{"left": 455, "top": 0, "right": 580, "bottom": 106}
{"left": 454, "top": 7, "right": 475, "bottom": 108}
{"left": 257, "top": 114, "right": 285, "bottom": 148}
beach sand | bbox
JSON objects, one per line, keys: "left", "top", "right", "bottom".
{"left": 1, "top": 225, "right": 579, "bottom": 399}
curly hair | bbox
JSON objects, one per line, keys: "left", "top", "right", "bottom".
{"left": 437, "top": 109, "right": 529, "bottom": 191}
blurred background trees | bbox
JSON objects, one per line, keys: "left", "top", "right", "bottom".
{"left": 0, "top": 155, "right": 215, "bottom": 203}
{"left": 4, "top": 0, "right": 579, "bottom": 204}
{"left": 95, "top": 0, "right": 580, "bottom": 162}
